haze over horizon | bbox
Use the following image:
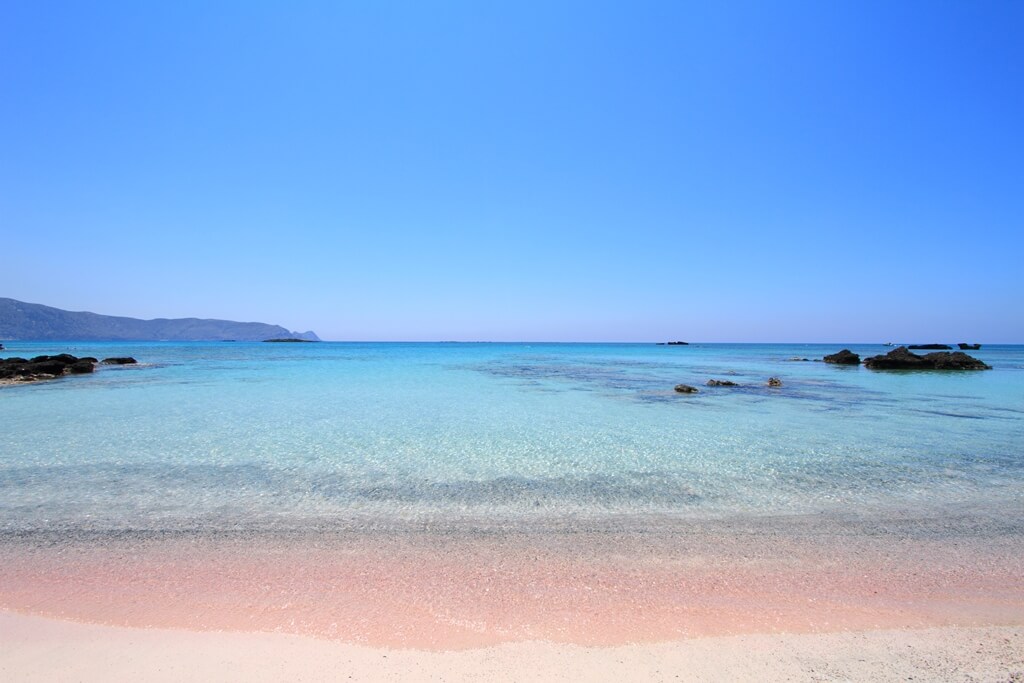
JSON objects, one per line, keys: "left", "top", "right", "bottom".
{"left": 2, "top": 2, "right": 1022, "bottom": 342}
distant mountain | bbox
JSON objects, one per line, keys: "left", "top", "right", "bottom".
{"left": 0, "top": 298, "right": 320, "bottom": 342}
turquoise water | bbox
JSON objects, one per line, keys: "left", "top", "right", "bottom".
{"left": 1, "top": 342, "right": 1022, "bottom": 530}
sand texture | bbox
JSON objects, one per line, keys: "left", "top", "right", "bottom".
{"left": 1, "top": 610, "right": 1022, "bottom": 682}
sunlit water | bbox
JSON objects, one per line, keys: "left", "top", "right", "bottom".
{"left": 2, "top": 342, "right": 1022, "bottom": 532}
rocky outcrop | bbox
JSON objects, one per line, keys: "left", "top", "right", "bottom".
{"left": 706, "top": 379, "right": 739, "bottom": 387}
{"left": 1, "top": 354, "right": 97, "bottom": 382}
{"left": 863, "top": 347, "right": 990, "bottom": 370}
{"left": 908, "top": 344, "right": 952, "bottom": 350}
{"left": 101, "top": 357, "right": 137, "bottom": 365}
{"left": 767, "top": 377, "right": 782, "bottom": 387}
{"left": 958, "top": 343, "right": 981, "bottom": 350}
{"left": 922, "top": 351, "right": 991, "bottom": 370}
{"left": 823, "top": 349, "right": 860, "bottom": 365}
{"left": 674, "top": 384, "right": 699, "bottom": 393}
{"left": 68, "top": 361, "right": 96, "bottom": 374}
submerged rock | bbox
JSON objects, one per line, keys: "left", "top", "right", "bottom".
{"left": 863, "top": 347, "right": 991, "bottom": 370}
{"left": 767, "top": 377, "right": 782, "bottom": 387}
{"left": 706, "top": 379, "right": 739, "bottom": 387}
{"left": 101, "top": 357, "right": 137, "bottom": 365}
{"left": 908, "top": 344, "right": 952, "bottom": 350}
{"left": 958, "top": 343, "right": 981, "bottom": 350}
{"left": 674, "top": 384, "right": 699, "bottom": 393}
{"left": 823, "top": 349, "right": 860, "bottom": 365}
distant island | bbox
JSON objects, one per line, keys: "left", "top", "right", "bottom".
{"left": 0, "top": 298, "right": 320, "bottom": 342}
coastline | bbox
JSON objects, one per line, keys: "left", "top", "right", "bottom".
{"left": 3, "top": 342, "right": 1022, "bottom": 678}
{"left": 3, "top": 512, "right": 1022, "bottom": 649}
{"left": 2, "top": 610, "right": 1021, "bottom": 682}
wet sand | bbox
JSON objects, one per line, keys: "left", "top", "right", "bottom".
{"left": 2, "top": 513, "right": 1022, "bottom": 650}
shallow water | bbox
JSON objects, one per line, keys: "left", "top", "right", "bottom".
{"left": 2, "top": 342, "right": 1022, "bottom": 530}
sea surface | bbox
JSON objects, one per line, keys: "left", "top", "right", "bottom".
{"left": 2, "top": 341, "right": 1021, "bottom": 529}
{"left": 2, "top": 342, "right": 1023, "bottom": 646}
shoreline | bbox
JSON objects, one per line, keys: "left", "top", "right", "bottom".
{"left": 3, "top": 511, "right": 1022, "bottom": 650}
{"left": 1, "top": 610, "right": 1021, "bottom": 682}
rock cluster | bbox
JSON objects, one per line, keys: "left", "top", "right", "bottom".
{"left": 823, "top": 349, "right": 860, "bottom": 365}
{"left": 706, "top": 379, "right": 739, "bottom": 387}
{"left": 0, "top": 354, "right": 98, "bottom": 382}
{"left": 674, "top": 384, "right": 699, "bottom": 393}
{"left": 863, "top": 347, "right": 991, "bottom": 370}
{"left": 101, "top": 357, "right": 137, "bottom": 365}
{"left": 958, "top": 343, "right": 981, "bottom": 350}
{"left": 767, "top": 377, "right": 783, "bottom": 387}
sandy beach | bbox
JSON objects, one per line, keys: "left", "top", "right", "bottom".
{"left": 2, "top": 610, "right": 1021, "bottom": 682}
{"left": 4, "top": 344, "right": 1023, "bottom": 679}
{"left": 2, "top": 512, "right": 1023, "bottom": 680}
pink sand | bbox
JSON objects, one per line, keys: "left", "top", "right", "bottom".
{"left": 2, "top": 526, "right": 1021, "bottom": 649}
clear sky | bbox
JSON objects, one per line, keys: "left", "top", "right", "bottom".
{"left": 2, "top": 1, "right": 1021, "bottom": 342}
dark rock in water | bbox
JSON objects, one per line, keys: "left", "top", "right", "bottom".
{"left": 68, "top": 360, "right": 95, "bottom": 374}
{"left": 666, "top": 341, "right": 689, "bottom": 346}
{"left": 767, "top": 377, "right": 782, "bottom": 387}
{"left": 31, "top": 354, "right": 79, "bottom": 364}
{"left": 958, "top": 343, "right": 981, "bottom": 350}
{"left": 674, "top": 384, "right": 699, "bottom": 393}
{"left": 787, "top": 357, "right": 811, "bottom": 362}
{"left": 1, "top": 353, "right": 97, "bottom": 383}
{"left": 101, "top": 357, "right": 137, "bottom": 365}
{"left": 823, "top": 349, "right": 860, "bottom": 365}
{"left": 80, "top": 357, "right": 98, "bottom": 363}
{"left": 706, "top": 379, "right": 739, "bottom": 387}
{"left": 921, "top": 351, "right": 991, "bottom": 370}
{"left": 864, "top": 346, "right": 990, "bottom": 370}
{"left": 24, "top": 360, "right": 67, "bottom": 376}
{"left": 908, "top": 344, "right": 952, "bottom": 350}
{"left": 864, "top": 347, "right": 931, "bottom": 369}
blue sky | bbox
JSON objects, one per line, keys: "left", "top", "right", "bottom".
{"left": 2, "top": 1, "right": 1021, "bottom": 341}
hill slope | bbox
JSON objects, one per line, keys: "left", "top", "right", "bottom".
{"left": 0, "top": 298, "right": 320, "bottom": 342}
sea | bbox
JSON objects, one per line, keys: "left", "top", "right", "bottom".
{"left": 2, "top": 341, "right": 1021, "bottom": 531}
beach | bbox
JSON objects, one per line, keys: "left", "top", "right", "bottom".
{"left": 6, "top": 0, "right": 1022, "bottom": 676}
{"left": 2, "top": 342, "right": 1022, "bottom": 678}
{"left": 2, "top": 611, "right": 1021, "bottom": 682}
